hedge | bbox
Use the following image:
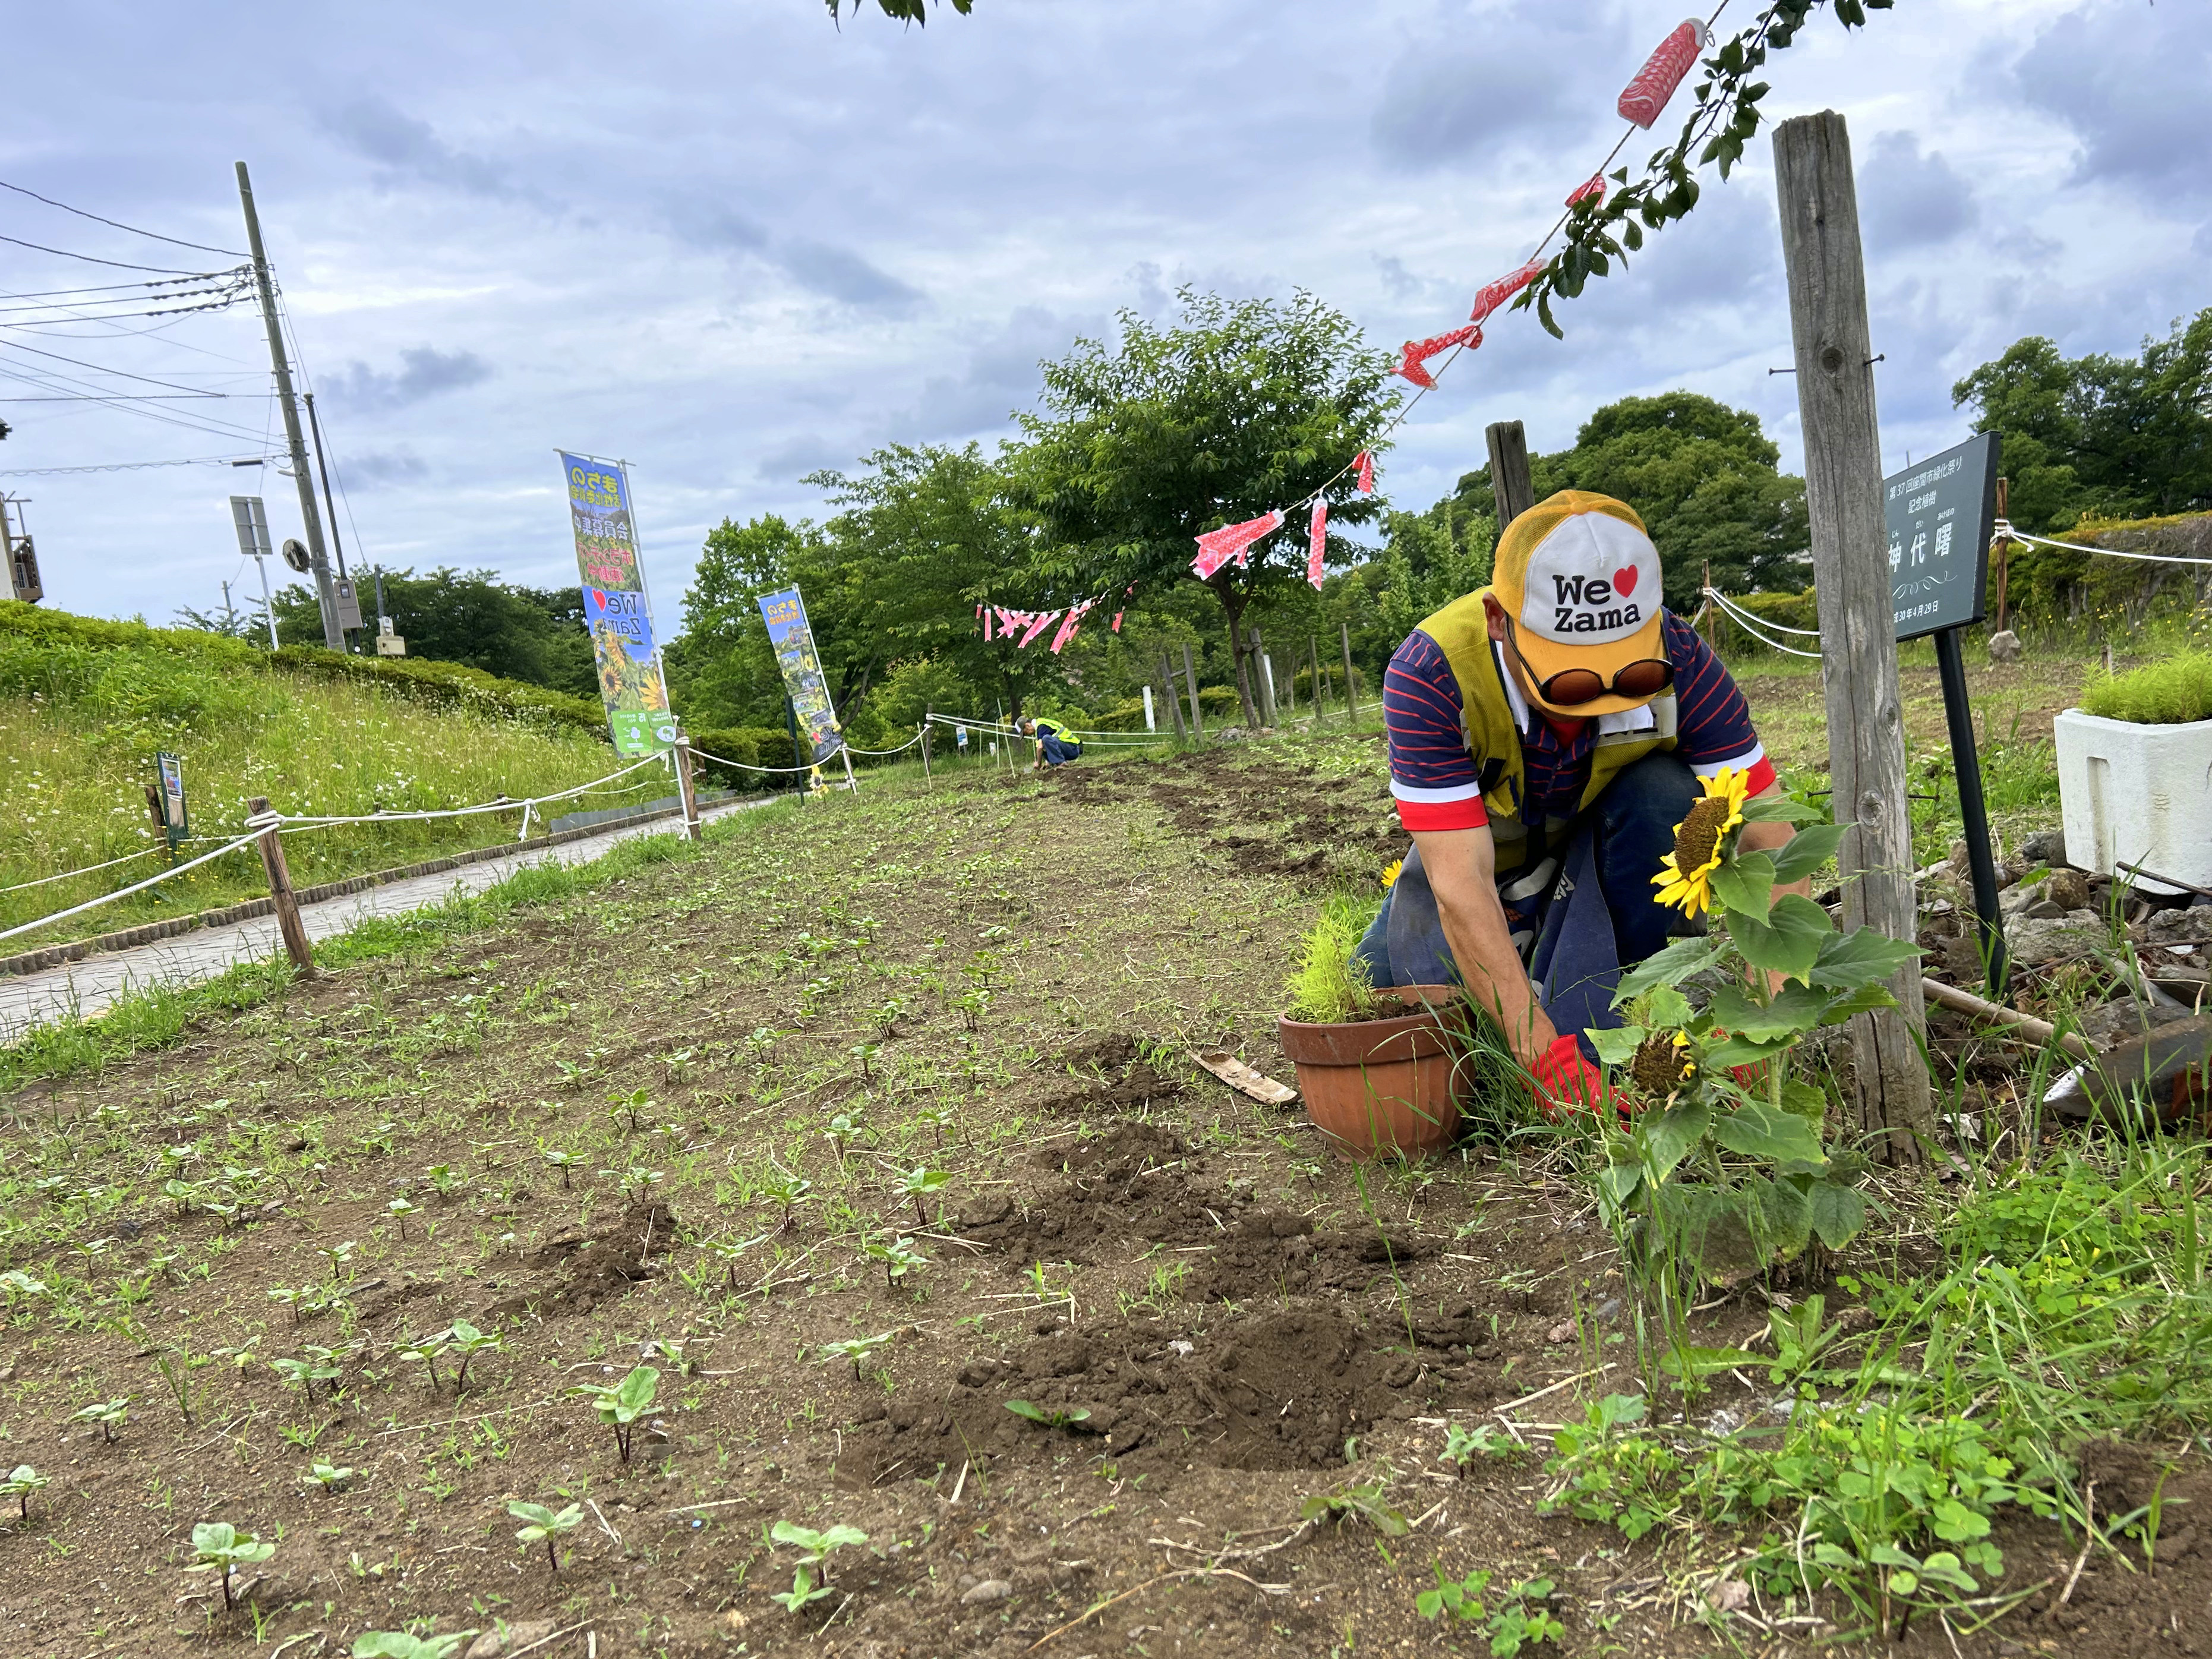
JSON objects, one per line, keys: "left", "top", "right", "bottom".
{"left": 687, "top": 726, "right": 809, "bottom": 788}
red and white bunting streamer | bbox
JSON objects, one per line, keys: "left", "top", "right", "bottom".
{"left": 1018, "top": 610, "right": 1061, "bottom": 648}
{"left": 1566, "top": 172, "right": 1607, "bottom": 209}
{"left": 1468, "top": 256, "right": 1547, "bottom": 326}
{"left": 1618, "top": 18, "right": 1708, "bottom": 130}
{"left": 1050, "top": 598, "right": 1096, "bottom": 654}
{"left": 1192, "top": 509, "right": 1284, "bottom": 579}
{"left": 1355, "top": 450, "right": 1374, "bottom": 494}
{"left": 1394, "top": 323, "right": 1481, "bottom": 390}
{"left": 1307, "top": 498, "right": 1328, "bottom": 591}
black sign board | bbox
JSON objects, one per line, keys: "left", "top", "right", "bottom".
{"left": 1885, "top": 431, "right": 1999, "bottom": 642}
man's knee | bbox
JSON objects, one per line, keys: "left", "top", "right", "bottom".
{"left": 1601, "top": 752, "right": 1700, "bottom": 832}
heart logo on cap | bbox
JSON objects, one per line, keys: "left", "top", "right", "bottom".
{"left": 1614, "top": 566, "right": 1639, "bottom": 597}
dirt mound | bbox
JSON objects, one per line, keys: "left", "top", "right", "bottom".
{"left": 1036, "top": 1033, "right": 1187, "bottom": 1114}
{"left": 1186, "top": 1210, "right": 1436, "bottom": 1302}
{"left": 485, "top": 1197, "right": 679, "bottom": 1319}
{"left": 853, "top": 1308, "right": 1418, "bottom": 1477}
{"left": 958, "top": 1123, "right": 1218, "bottom": 1266}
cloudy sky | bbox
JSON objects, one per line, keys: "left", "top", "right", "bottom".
{"left": 1, "top": 0, "right": 2201, "bottom": 629}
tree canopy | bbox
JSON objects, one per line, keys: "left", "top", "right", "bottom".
{"left": 1009, "top": 288, "right": 1398, "bottom": 724}
{"left": 1450, "top": 392, "right": 1809, "bottom": 608}
{"left": 1952, "top": 308, "right": 2212, "bottom": 533}
{"left": 267, "top": 567, "right": 597, "bottom": 698}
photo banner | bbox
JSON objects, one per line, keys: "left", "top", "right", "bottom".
{"left": 757, "top": 586, "right": 845, "bottom": 764}
{"left": 559, "top": 452, "right": 673, "bottom": 756}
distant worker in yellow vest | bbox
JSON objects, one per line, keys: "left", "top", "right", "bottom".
{"left": 1018, "top": 715, "right": 1083, "bottom": 771}
{"left": 1353, "top": 490, "right": 1809, "bottom": 1115}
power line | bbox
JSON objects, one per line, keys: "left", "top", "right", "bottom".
{"left": 0, "top": 455, "right": 278, "bottom": 477}
{"left": 0, "top": 334, "right": 248, "bottom": 396}
{"left": 0, "top": 177, "right": 249, "bottom": 259}
{"left": 0, "top": 275, "right": 232, "bottom": 301}
{"left": 0, "top": 232, "right": 223, "bottom": 276}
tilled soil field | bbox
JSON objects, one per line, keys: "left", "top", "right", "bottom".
{"left": 0, "top": 735, "right": 2199, "bottom": 1659}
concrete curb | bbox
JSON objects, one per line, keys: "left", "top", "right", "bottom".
{"left": 0, "top": 802, "right": 708, "bottom": 980}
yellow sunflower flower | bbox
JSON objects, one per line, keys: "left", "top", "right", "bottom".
{"left": 1651, "top": 767, "right": 1752, "bottom": 917}
{"left": 1380, "top": 859, "right": 1404, "bottom": 891}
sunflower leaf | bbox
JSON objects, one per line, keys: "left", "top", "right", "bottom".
{"left": 1589, "top": 1024, "right": 1650, "bottom": 1066}
{"left": 1769, "top": 822, "right": 1850, "bottom": 885}
{"left": 1808, "top": 926, "right": 1922, "bottom": 992}
{"left": 1613, "top": 938, "right": 1726, "bottom": 1005}
{"left": 1709, "top": 851, "right": 1777, "bottom": 923}
{"left": 1725, "top": 894, "right": 1832, "bottom": 984}
{"left": 1740, "top": 794, "right": 1825, "bottom": 825}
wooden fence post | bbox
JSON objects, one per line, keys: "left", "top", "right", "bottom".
{"left": 1484, "top": 420, "right": 1536, "bottom": 529}
{"left": 673, "top": 736, "right": 702, "bottom": 841}
{"left": 1775, "top": 109, "right": 1932, "bottom": 1164}
{"left": 920, "top": 720, "right": 932, "bottom": 787}
{"left": 1158, "top": 655, "right": 1187, "bottom": 744}
{"left": 1340, "top": 621, "right": 1361, "bottom": 728}
{"left": 247, "top": 795, "right": 315, "bottom": 978}
{"left": 1181, "top": 642, "right": 1205, "bottom": 740}
{"left": 1309, "top": 635, "right": 1326, "bottom": 723}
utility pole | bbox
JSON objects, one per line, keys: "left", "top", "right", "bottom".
{"left": 236, "top": 161, "right": 341, "bottom": 651}
{"left": 1774, "top": 110, "right": 1932, "bottom": 1165}
{"left": 304, "top": 392, "right": 360, "bottom": 651}
{"left": 1484, "top": 420, "right": 1536, "bottom": 531}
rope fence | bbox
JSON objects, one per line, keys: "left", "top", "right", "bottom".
{"left": 0, "top": 830, "right": 266, "bottom": 945}
{"left": 1702, "top": 586, "right": 1823, "bottom": 660}
{"left": 1995, "top": 519, "right": 2212, "bottom": 569}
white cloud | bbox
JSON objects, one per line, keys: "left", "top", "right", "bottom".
{"left": 0, "top": 0, "right": 2197, "bottom": 621}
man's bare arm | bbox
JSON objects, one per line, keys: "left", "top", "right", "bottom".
{"left": 1409, "top": 824, "right": 1558, "bottom": 1067}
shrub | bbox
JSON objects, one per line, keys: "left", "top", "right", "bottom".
{"left": 688, "top": 726, "right": 807, "bottom": 789}
{"left": 2080, "top": 652, "right": 2212, "bottom": 726}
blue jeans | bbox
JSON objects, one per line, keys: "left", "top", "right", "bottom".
{"left": 1354, "top": 752, "right": 1702, "bottom": 1048}
{"left": 1040, "top": 733, "right": 1082, "bottom": 765}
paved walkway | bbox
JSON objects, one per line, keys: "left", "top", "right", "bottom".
{"left": 0, "top": 799, "right": 758, "bottom": 1044}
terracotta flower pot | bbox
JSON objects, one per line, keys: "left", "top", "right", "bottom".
{"left": 1277, "top": 986, "right": 1467, "bottom": 1159}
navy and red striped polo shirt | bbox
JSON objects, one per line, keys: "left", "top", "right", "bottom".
{"left": 1383, "top": 608, "right": 1775, "bottom": 834}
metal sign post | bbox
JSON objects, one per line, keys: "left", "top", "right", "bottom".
{"left": 228, "top": 496, "right": 282, "bottom": 649}
{"left": 154, "top": 753, "right": 188, "bottom": 858}
{"left": 1885, "top": 431, "right": 2005, "bottom": 995}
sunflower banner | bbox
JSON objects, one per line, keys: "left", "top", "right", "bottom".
{"left": 1576, "top": 768, "right": 1921, "bottom": 1287}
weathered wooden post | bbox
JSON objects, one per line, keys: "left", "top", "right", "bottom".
{"left": 1484, "top": 420, "right": 1536, "bottom": 528}
{"left": 1249, "top": 627, "right": 1277, "bottom": 728}
{"left": 1181, "top": 643, "right": 1205, "bottom": 740}
{"left": 246, "top": 796, "right": 315, "bottom": 977}
{"left": 1992, "top": 477, "right": 2012, "bottom": 634}
{"left": 1309, "top": 635, "right": 1326, "bottom": 723}
{"left": 672, "top": 734, "right": 702, "bottom": 841}
{"left": 1158, "top": 654, "right": 1188, "bottom": 743}
{"left": 1340, "top": 622, "right": 1361, "bottom": 728}
{"left": 1774, "top": 109, "right": 1933, "bottom": 1163}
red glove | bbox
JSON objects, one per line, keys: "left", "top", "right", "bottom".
{"left": 1531, "top": 1033, "right": 1610, "bottom": 1119}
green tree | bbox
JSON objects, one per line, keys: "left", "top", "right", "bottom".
{"left": 1009, "top": 288, "right": 1398, "bottom": 728}
{"left": 670, "top": 445, "right": 1053, "bottom": 737}
{"left": 270, "top": 567, "right": 598, "bottom": 698}
{"left": 1952, "top": 309, "right": 2212, "bottom": 532}
{"left": 1452, "top": 392, "right": 1809, "bottom": 608}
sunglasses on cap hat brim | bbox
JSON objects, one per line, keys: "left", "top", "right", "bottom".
{"left": 1505, "top": 619, "right": 1674, "bottom": 708}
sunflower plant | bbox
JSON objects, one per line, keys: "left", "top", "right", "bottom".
{"left": 1583, "top": 770, "right": 1920, "bottom": 1346}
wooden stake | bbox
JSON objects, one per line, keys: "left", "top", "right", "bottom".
{"left": 1484, "top": 420, "right": 1535, "bottom": 529}
{"left": 921, "top": 709, "right": 932, "bottom": 786}
{"left": 1159, "top": 654, "right": 1188, "bottom": 743}
{"left": 672, "top": 737, "right": 702, "bottom": 841}
{"left": 1340, "top": 621, "right": 1360, "bottom": 728}
{"left": 1992, "top": 477, "right": 2011, "bottom": 634}
{"left": 1774, "top": 109, "right": 1932, "bottom": 1162}
{"left": 1309, "top": 634, "right": 1326, "bottom": 723}
{"left": 247, "top": 795, "right": 315, "bottom": 978}
{"left": 1181, "top": 642, "right": 1205, "bottom": 740}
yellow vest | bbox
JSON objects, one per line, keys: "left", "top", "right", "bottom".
{"left": 1416, "top": 586, "right": 1679, "bottom": 873}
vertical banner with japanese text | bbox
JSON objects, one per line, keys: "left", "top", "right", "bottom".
{"left": 757, "top": 586, "right": 845, "bottom": 764}
{"left": 559, "top": 452, "right": 674, "bottom": 756}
